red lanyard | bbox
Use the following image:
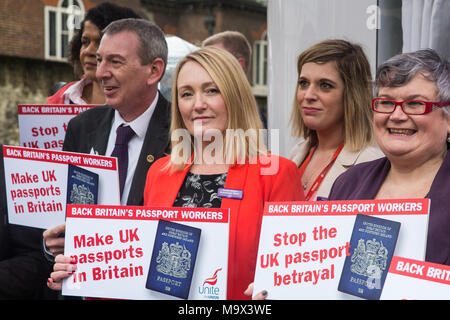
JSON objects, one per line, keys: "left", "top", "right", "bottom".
{"left": 299, "top": 143, "right": 344, "bottom": 201}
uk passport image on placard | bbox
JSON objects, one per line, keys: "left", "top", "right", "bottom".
{"left": 146, "top": 220, "right": 201, "bottom": 299}
{"left": 338, "top": 214, "right": 400, "bottom": 300}
{"left": 67, "top": 164, "right": 99, "bottom": 205}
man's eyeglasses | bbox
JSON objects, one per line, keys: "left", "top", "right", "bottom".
{"left": 372, "top": 98, "right": 450, "bottom": 115}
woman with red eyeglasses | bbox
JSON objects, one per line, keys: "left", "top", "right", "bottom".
{"left": 329, "top": 49, "right": 450, "bottom": 266}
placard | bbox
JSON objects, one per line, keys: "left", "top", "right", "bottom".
{"left": 62, "top": 205, "right": 229, "bottom": 300}
{"left": 18, "top": 104, "right": 96, "bottom": 150}
{"left": 2, "top": 145, "right": 119, "bottom": 229}
{"left": 252, "top": 199, "right": 429, "bottom": 300}
{"left": 380, "top": 256, "right": 450, "bottom": 300}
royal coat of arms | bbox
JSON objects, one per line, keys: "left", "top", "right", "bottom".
{"left": 69, "top": 184, "right": 95, "bottom": 205}
{"left": 156, "top": 241, "right": 192, "bottom": 279}
{"left": 350, "top": 238, "right": 388, "bottom": 287}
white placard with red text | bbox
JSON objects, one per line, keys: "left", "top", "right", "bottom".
{"left": 253, "top": 199, "right": 429, "bottom": 300}
{"left": 380, "top": 256, "right": 450, "bottom": 299}
{"left": 2, "top": 145, "right": 119, "bottom": 229}
{"left": 18, "top": 104, "right": 96, "bottom": 150}
{"left": 62, "top": 205, "right": 229, "bottom": 300}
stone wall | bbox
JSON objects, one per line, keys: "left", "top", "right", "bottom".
{"left": 0, "top": 56, "right": 74, "bottom": 145}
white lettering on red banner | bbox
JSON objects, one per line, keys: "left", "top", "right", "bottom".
{"left": 389, "top": 256, "right": 450, "bottom": 285}
{"left": 3, "top": 146, "right": 116, "bottom": 170}
{"left": 265, "top": 199, "right": 428, "bottom": 216}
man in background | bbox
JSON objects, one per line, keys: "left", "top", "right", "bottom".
{"left": 203, "top": 31, "right": 267, "bottom": 128}
{"left": 202, "top": 30, "right": 252, "bottom": 76}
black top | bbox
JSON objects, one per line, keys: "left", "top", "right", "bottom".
{"left": 173, "top": 172, "right": 227, "bottom": 208}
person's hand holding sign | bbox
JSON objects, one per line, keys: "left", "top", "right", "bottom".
{"left": 244, "top": 282, "right": 268, "bottom": 300}
{"left": 43, "top": 223, "right": 66, "bottom": 256}
{"left": 47, "top": 254, "right": 77, "bottom": 290}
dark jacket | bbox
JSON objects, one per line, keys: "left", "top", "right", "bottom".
{"left": 328, "top": 145, "right": 450, "bottom": 266}
{"left": 62, "top": 93, "right": 170, "bottom": 205}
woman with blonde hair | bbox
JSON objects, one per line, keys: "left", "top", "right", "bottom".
{"left": 143, "top": 46, "right": 304, "bottom": 299}
{"left": 290, "top": 39, "right": 384, "bottom": 201}
{"left": 245, "top": 40, "right": 385, "bottom": 300}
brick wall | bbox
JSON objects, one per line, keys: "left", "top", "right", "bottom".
{"left": 0, "top": 0, "right": 45, "bottom": 59}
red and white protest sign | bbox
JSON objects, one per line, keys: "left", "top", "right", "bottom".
{"left": 62, "top": 205, "right": 229, "bottom": 300}
{"left": 18, "top": 104, "right": 96, "bottom": 150}
{"left": 381, "top": 256, "right": 450, "bottom": 299}
{"left": 252, "top": 199, "right": 429, "bottom": 300}
{"left": 2, "top": 145, "right": 119, "bottom": 229}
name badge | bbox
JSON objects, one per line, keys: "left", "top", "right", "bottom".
{"left": 218, "top": 188, "right": 243, "bottom": 200}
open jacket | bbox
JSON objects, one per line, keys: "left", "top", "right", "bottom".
{"left": 290, "top": 138, "right": 384, "bottom": 200}
{"left": 328, "top": 145, "right": 450, "bottom": 266}
{"left": 62, "top": 93, "right": 170, "bottom": 205}
{"left": 143, "top": 154, "right": 305, "bottom": 299}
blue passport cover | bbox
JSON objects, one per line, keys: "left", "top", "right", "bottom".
{"left": 146, "top": 219, "right": 201, "bottom": 299}
{"left": 66, "top": 164, "right": 99, "bottom": 205}
{"left": 338, "top": 214, "right": 400, "bottom": 300}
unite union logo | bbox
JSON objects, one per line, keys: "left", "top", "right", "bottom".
{"left": 198, "top": 268, "right": 222, "bottom": 299}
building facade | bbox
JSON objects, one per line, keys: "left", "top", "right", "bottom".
{"left": 0, "top": 0, "right": 267, "bottom": 145}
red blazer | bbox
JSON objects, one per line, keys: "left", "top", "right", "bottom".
{"left": 143, "top": 155, "right": 305, "bottom": 299}
{"left": 47, "top": 81, "right": 77, "bottom": 104}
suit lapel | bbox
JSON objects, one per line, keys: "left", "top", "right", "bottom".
{"left": 127, "top": 94, "right": 170, "bottom": 205}
{"left": 290, "top": 138, "right": 311, "bottom": 167}
{"left": 89, "top": 107, "right": 114, "bottom": 155}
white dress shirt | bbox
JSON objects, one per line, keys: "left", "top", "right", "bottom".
{"left": 105, "top": 92, "right": 159, "bottom": 205}
{"left": 62, "top": 77, "right": 92, "bottom": 104}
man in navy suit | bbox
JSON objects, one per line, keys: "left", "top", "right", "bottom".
{"left": 44, "top": 18, "right": 170, "bottom": 259}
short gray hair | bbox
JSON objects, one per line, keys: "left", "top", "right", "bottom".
{"left": 375, "top": 49, "right": 450, "bottom": 115}
{"left": 103, "top": 18, "right": 168, "bottom": 72}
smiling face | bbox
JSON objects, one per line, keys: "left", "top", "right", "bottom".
{"left": 96, "top": 31, "right": 154, "bottom": 119}
{"left": 80, "top": 20, "right": 101, "bottom": 81}
{"left": 374, "top": 74, "right": 450, "bottom": 164}
{"left": 176, "top": 61, "right": 228, "bottom": 137}
{"left": 297, "top": 61, "right": 345, "bottom": 137}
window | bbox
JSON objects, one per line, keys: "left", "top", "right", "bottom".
{"left": 45, "top": 0, "right": 85, "bottom": 61}
{"left": 252, "top": 30, "right": 268, "bottom": 96}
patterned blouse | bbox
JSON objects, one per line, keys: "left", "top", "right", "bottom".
{"left": 173, "top": 172, "right": 227, "bottom": 208}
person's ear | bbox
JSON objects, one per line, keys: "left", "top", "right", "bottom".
{"left": 147, "top": 58, "right": 165, "bottom": 86}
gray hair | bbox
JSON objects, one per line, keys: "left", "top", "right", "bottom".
{"left": 103, "top": 18, "right": 168, "bottom": 74}
{"left": 375, "top": 49, "right": 450, "bottom": 115}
